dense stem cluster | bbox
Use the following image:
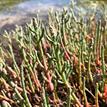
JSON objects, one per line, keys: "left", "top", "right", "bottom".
{"left": 0, "top": 5, "right": 107, "bottom": 107}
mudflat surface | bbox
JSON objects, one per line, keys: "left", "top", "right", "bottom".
{"left": 0, "top": 0, "right": 69, "bottom": 35}
{"left": 0, "top": 8, "right": 58, "bottom": 35}
{"left": 0, "top": 9, "right": 57, "bottom": 34}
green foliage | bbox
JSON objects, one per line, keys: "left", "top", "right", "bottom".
{"left": 0, "top": 4, "right": 107, "bottom": 107}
